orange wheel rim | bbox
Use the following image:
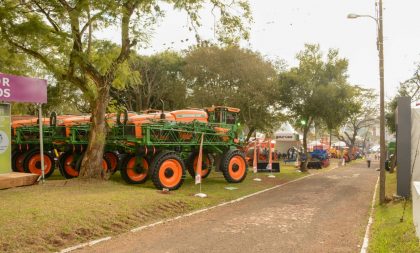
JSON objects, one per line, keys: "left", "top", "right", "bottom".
{"left": 16, "top": 153, "right": 25, "bottom": 172}
{"left": 193, "top": 155, "right": 210, "bottom": 177}
{"left": 28, "top": 154, "right": 52, "bottom": 175}
{"left": 105, "top": 152, "right": 118, "bottom": 171}
{"left": 126, "top": 157, "right": 148, "bottom": 181}
{"left": 102, "top": 158, "right": 109, "bottom": 171}
{"left": 158, "top": 159, "right": 182, "bottom": 188}
{"left": 228, "top": 156, "right": 246, "bottom": 180}
{"left": 64, "top": 154, "right": 78, "bottom": 177}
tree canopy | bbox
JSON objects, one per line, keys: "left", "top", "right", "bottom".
{"left": 183, "top": 45, "right": 283, "bottom": 139}
{"left": 0, "top": 0, "right": 252, "bottom": 179}
{"left": 335, "top": 87, "right": 378, "bottom": 158}
{"left": 110, "top": 50, "right": 186, "bottom": 112}
{"left": 386, "top": 62, "right": 420, "bottom": 133}
{"left": 277, "top": 44, "right": 355, "bottom": 170}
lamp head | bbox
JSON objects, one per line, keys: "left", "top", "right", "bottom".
{"left": 347, "top": 13, "right": 360, "bottom": 19}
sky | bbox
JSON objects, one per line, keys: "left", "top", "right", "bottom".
{"left": 99, "top": 0, "right": 420, "bottom": 98}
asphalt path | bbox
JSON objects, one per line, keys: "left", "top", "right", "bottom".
{"left": 77, "top": 161, "right": 378, "bottom": 253}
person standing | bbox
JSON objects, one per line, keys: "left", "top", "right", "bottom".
{"left": 367, "top": 153, "right": 372, "bottom": 168}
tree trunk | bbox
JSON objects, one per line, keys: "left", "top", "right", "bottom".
{"left": 135, "top": 86, "right": 142, "bottom": 112}
{"left": 348, "top": 144, "right": 354, "bottom": 162}
{"left": 301, "top": 127, "right": 309, "bottom": 172}
{"left": 246, "top": 126, "right": 256, "bottom": 142}
{"left": 79, "top": 85, "right": 110, "bottom": 179}
{"left": 329, "top": 129, "right": 332, "bottom": 148}
{"left": 362, "top": 130, "right": 369, "bottom": 154}
{"left": 390, "top": 145, "right": 397, "bottom": 173}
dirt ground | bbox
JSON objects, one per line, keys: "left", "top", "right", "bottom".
{"left": 76, "top": 161, "right": 378, "bottom": 253}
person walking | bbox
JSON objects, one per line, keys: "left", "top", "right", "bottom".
{"left": 367, "top": 153, "right": 372, "bottom": 168}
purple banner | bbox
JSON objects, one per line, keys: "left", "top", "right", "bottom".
{"left": 0, "top": 73, "right": 47, "bottom": 103}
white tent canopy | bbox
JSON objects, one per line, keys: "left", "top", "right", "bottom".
{"left": 275, "top": 122, "right": 296, "bottom": 133}
{"left": 274, "top": 123, "right": 300, "bottom": 153}
{"left": 274, "top": 123, "right": 299, "bottom": 142}
{"left": 332, "top": 141, "right": 347, "bottom": 147}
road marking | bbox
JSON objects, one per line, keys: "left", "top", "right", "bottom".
{"left": 60, "top": 164, "right": 340, "bottom": 252}
{"left": 360, "top": 176, "right": 379, "bottom": 253}
{"left": 59, "top": 237, "right": 112, "bottom": 253}
{"left": 88, "top": 237, "right": 112, "bottom": 246}
{"left": 59, "top": 242, "right": 89, "bottom": 253}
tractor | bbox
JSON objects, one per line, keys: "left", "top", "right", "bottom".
{"left": 11, "top": 105, "right": 248, "bottom": 190}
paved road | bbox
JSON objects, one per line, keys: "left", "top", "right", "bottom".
{"left": 77, "top": 162, "right": 378, "bottom": 253}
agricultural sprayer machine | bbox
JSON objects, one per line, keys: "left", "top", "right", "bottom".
{"left": 11, "top": 106, "right": 248, "bottom": 190}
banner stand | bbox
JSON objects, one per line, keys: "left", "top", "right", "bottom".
{"left": 252, "top": 133, "right": 262, "bottom": 182}
{"left": 0, "top": 73, "right": 47, "bottom": 179}
{"left": 38, "top": 104, "right": 45, "bottom": 183}
{"left": 0, "top": 103, "right": 11, "bottom": 172}
{"left": 267, "top": 138, "right": 275, "bottom": 178}
{"left": 195, "top": 133, "right": 207, "bottom": 198}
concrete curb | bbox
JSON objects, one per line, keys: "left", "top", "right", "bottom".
{"left": 59, "top": 237, "right": 111, "bottom": 253}
{"left": 360, "top": 176, "right": 380, "bottom": 253}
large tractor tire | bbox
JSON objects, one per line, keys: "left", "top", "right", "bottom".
{"left": 220, "top": 149, "right": 247, "bottom": 183}
{"left": 150, "top": 151, "right": 185, "bottom": 190}
{"left": 12, "top": 150, "right": 27, "bottom": 172}
{"left": 120, "top": 155, "right": 149, "bottom": 184}
{"left": 23, "top": 149, "right": 55, "bottom": 178}
{"left": 186, "top": 152, "right": 213, "bottom": 179}
{"left": 104, "top": 151, "right": 119, "bottom": 174}
{"left": 59, "top": 151, "right": 81, "bottom": 179}
{"left": 59, "top": 151, "right": 110, "bottom": 179}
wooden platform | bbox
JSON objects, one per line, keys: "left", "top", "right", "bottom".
{"left": 0, "top": 172, "right": 40, "bottom": 190}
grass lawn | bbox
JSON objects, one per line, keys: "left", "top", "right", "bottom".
{"left": 369, "top": 171, "right": 420, "bottom": 252}
{"left": 0, "top": 163, "right": 327, "bottom": 253}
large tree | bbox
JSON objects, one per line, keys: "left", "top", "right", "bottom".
{"left": 0, "top": 0, "right": 251, "bottom": 179}
{"left": 110, "top": 51, "right": 186, "bottom": 112}
{"left": 183, "top": 45, "right": 283, "bottom": 139}
{"left": 318, "top": 79, "right": 357, "bottom": 146}
{"left": 0, "top": 39, "right": 34, "bottom": 76}
{"left": 335, "top": 87, "right": 378, "bottom": 160}
{"left": 277, "top": 44, "right": 352, "bottom": 171}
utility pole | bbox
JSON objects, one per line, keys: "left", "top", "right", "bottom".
{"left": 378, "top": 0, "right": 386, "bottom": 204}
{"left": 347, "top": 0, "right": 386, "bottom": 203}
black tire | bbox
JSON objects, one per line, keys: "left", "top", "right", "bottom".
{"left": 104, "top": 151, "right": 120, "bottom": 174}
{"left": 214, "top": 152, "right": 226, "bottom": 172}
{"left": 220, "top": 149, "right": 247, "bottom": 183}
{"left": 59, "top": 151, "right": 81, "bottom": 179}
{"left": 102, "top": 154, "right": 112, "bottom": 179}
{"left": 12, "top": 150, "right": 26, "bottom": 172}
{"left": 186, "top": 152, "right": 213, "bottom": 179}
{"left": 23, "top": 149, "right": 55, "bottom": 178}
{"left": 150, "top": 151, "right": 185, "bottom": 190}
{"left": 120, "top": 154, "right": 149, "bottom": 184}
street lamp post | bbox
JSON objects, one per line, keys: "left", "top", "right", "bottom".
{"left": 348, "top": 0, "right": 386, "bottom": 204}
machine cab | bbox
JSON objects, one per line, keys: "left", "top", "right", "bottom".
{"left": 205, "top": 106, "right": 240, "bottom": 125}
